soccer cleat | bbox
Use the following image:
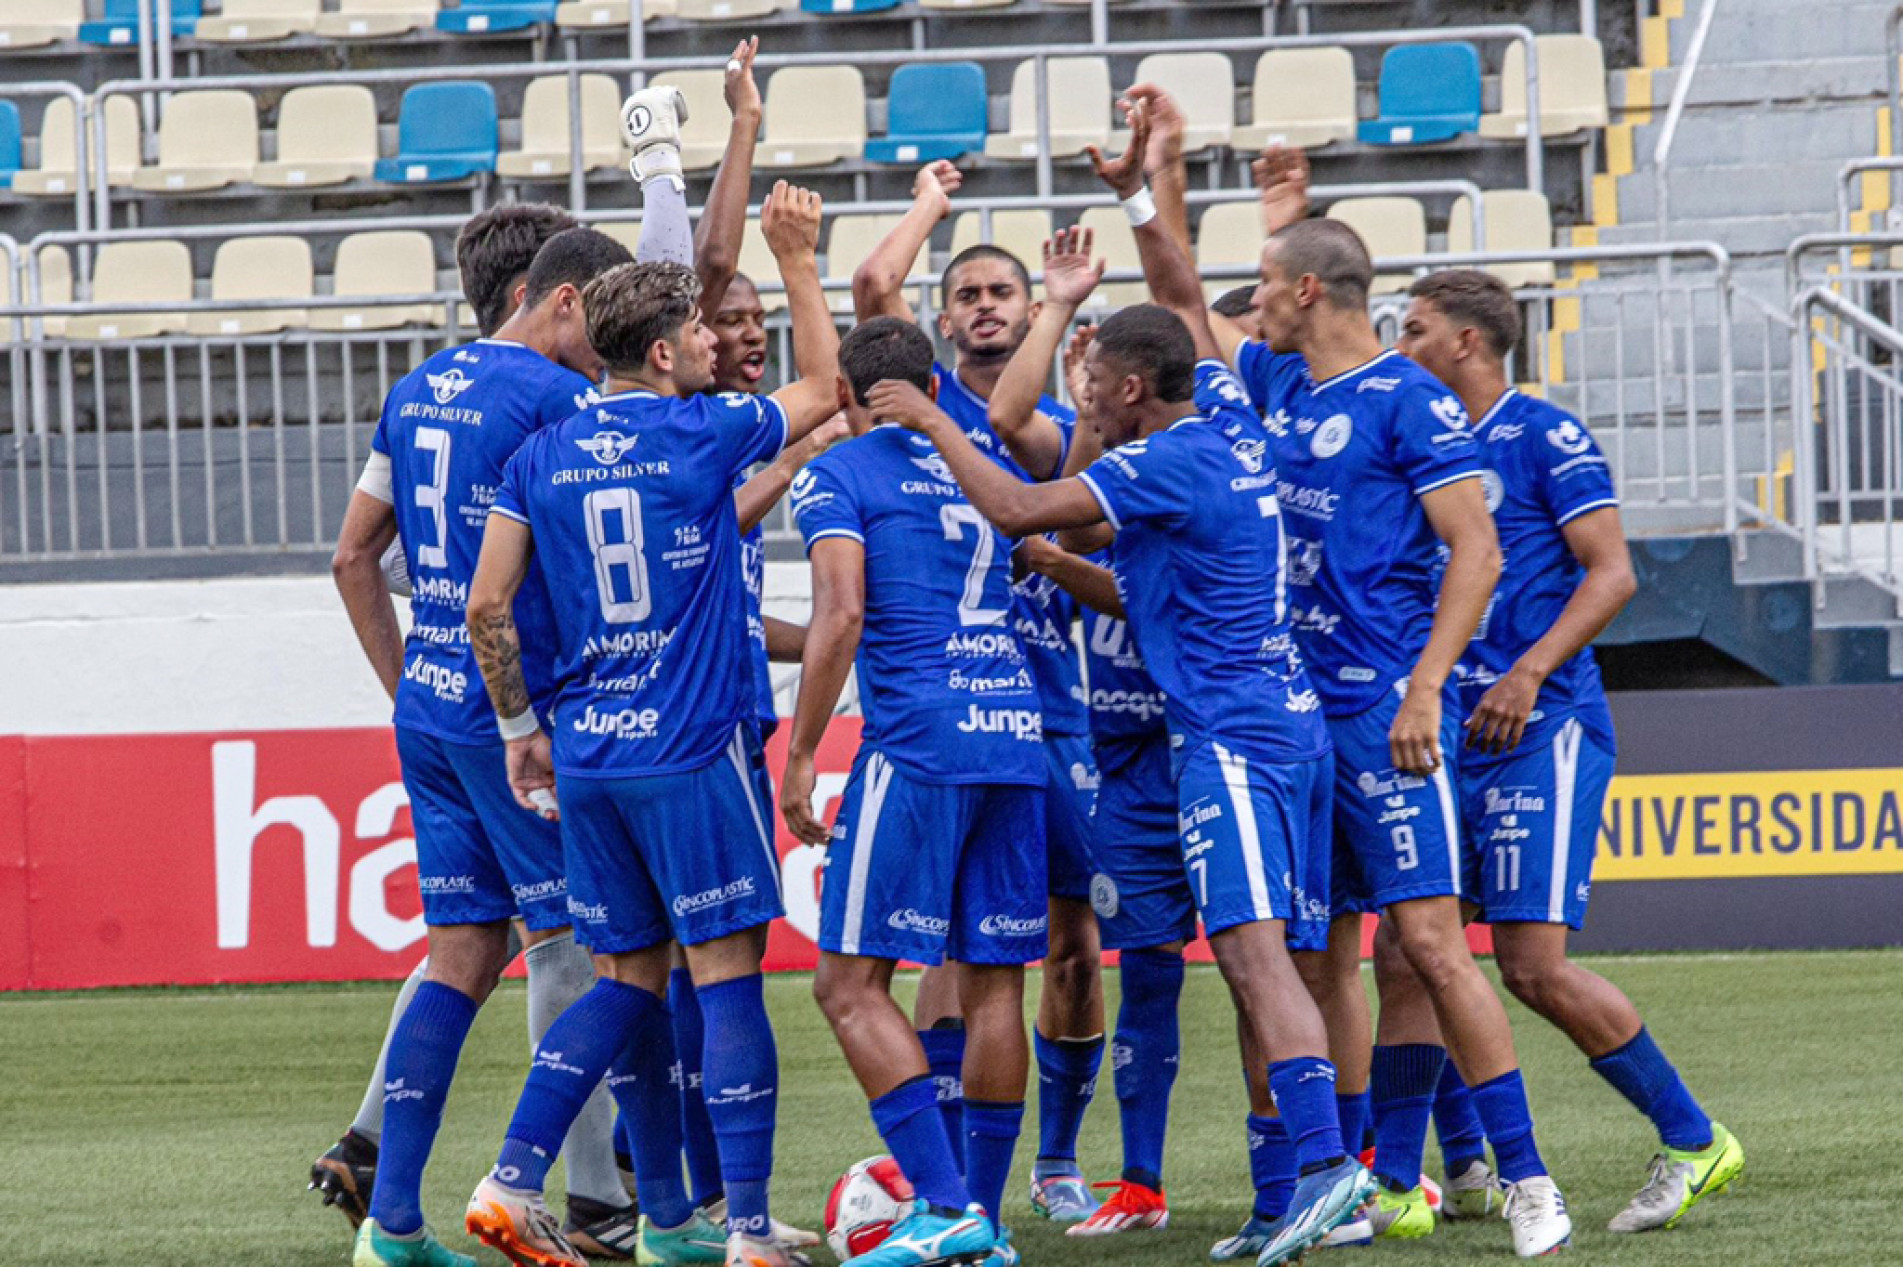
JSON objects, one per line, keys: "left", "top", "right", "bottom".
{"left": 354, "top": 1219, "right": 477, "bottom": 1267}
{"left": 310, "top": 1130, "right": 379, "bottom": 1230}
{"left": 565, "top": 1194, "right": 641, "bottom": 1260}
{"left": 1607, "top": 1123, "right": 1744, "bottom": 1233}
{"left": 722, "top": 1231, "right": 811, "bottom": 1267}
{"left": 636, "top": 1208, "right": 729, "bottom": 1265}
{"left": 1318, "top": 1211, "right": 1373, "bottom": 1248}
{"left": 1503, "top": 1176, "right": 1572, "bottom": 1258}
{"left": 840, "top": 1200, "right": 994, "bottom": 1267}
{"left": 701, "top": 1196, "right": 822, "bottom": 1250}
{"left": 1209, "top": 1214, "right": 1277, "bottom": 1261}
{"left": 1444, "top": 1158, "right": 1503, "bottom": 1221}
{"left": 465, "top": 1175, "right": 588, "bottom": 1267}
{"left": 1254, "top": 1158, "right": 1377, "bottom": 1267}
{"left": 1029, "top": 1167, "right": 1100, "bottom": 1224}
{"left": 1367, "top": 1185, "right": 1436, "bottom": 1239}
{"left": 619, "top": 86, "right": 688, "bottom": 188}
{"left": 984, "top": 1224, "right": 1018, "bottom": 1267}
{"left": 1065, "top": 1180, "right": 1169, "bottom": 1237}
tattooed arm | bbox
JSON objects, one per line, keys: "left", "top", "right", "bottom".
{"left": 468, "top": 513, "right": 557, "bottom": 816}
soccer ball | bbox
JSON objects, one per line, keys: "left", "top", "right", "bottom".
{"left": 824, "top": 1155, "right": 915, "bottom": 1259}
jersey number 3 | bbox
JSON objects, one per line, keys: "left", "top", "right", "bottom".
{"left": 584, "top": 487, "right": 653, "bottom": 623}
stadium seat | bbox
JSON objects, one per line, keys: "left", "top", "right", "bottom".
{"left": 188, "top": 236, "right": 315, "bottom": 335}
{"left": 1074, "top": 206, "right": 1144, "bottom": 307}
{"left": 63, "top": 240, "right": 193, "bottom": 341}
{"left": 652, "top": 70, "right": 731, "bottom": 171}
{"left": 32, "top": 244, "right": 72, "bottom": 338}
{"left": 1233, "top": 47, "right": 1357, "bottom": 151}
{"left": 131, "top": 90, "right": 259, "bottom": 194}
{"left": 0, "top": 0, "right": 83, "bottom": 48}
{"left": 0, "top": 102, "right": 20, "bottom": 189}
{"left": 554, "top": 0, "right": 676, "bottom": 25}
{"left": 437, "top": 0, "right": 557, "bottom": 33}
{"left": 1357, "top": 43, "right": 1481, "bottom": 146}
{"left": 759, "top": 66, "right": 866, "bottom": 168}
{"left": 801, "top": 0, "right": 901, "bottom": 12}
{"left": 865, "top": 63, "right": 987, "bottom": 165}
{"left": 596, "top": 220, "right": 643, "bottom": 255}
{"left": 310, "top": 231, "right": 445, "bottom": 330}
{"left": 1447, "top": 190, "right": 1556, "bottom": 287}
{"left": 737, "top": 217, "right": 784, "bottom": 312}
{"left": 1195, "top": 201, "right": 1264, "bottom": 300}
{"left": 15, "top": 96, "right": 139, "bottom": 196}
{"left": 1324, "top": 195, "right": 1425, "bottom": 293}
{"left": 254, "top": 85, "right": 377, "bottom": 188}
{"left": 949, "top": 209, "right": 1053, "bottom": 263}
{"left": 313, "top": 0, "right": 441, "bottom": 38}
{"left": 498, "top": 74, "right": 625, "bottom": 178}
{"left": 984, "top": 57, "right": 1111, "bottom": 161}
{"left": 79, "top": 0, "right": 199, "bottom": 45}
{"left": 824, "top": 214, "right": 917, "bottom": 312}
{"left": 675, "top": 0, "right": 777, "bottom": 21}
{"left": 373, "top": 82, "right": 498, "bottom": 184}
{"left": 1481, "top": 35, "right": 1609, "bottom": 140}
{"left": 195, "top": 0, "right": 319, "bottom": 42}
{"left": 1107, "top": 53, "right": 1235, "bottom": 154}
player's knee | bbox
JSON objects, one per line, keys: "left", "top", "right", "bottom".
{"left": 1497, "top": 952, "right": 1563, "bottom": 1014}
{"left": 1393, "top": 926, "right": 1468, "bottom": 994}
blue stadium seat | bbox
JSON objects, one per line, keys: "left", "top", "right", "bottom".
{"left": 372, "top": 82, "right": 498, "bottom": 184}
{"left": 0, "top": 103, "right": 20, "bottom": 189}
{"left": 800, "top": 0, "right": 902, "bottom": 12}
{"left": 436, "top": 0, "right": 557, "bottom": 32}
{"left": 864, "top": 62, "right": 987, "bottom": 164}
{"left": 78, "top": 0, "right": 200, "bottom": 45}
{"left": 1356, "top": 42, "right": 1480, "bottom": 146}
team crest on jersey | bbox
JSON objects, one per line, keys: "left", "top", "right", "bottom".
{"left": 425, "top": 367, "right": 476, "bottom": 405}
{"left": 1310, "top": 414, "right": 1353, "bottom": 459}
{"left": 790, "top": 466, "right": 818, "bottom": 499}
{"left": 1546, "top": 417, "right": 1592, "bottom": 456}
{"left": 1430, "top": 395, "right": 1470, "bottom": 430}
{"left": 910, "top": 453, "right": 957, "bottom": 485}
{"left": 1480, "top": 468, "right": 1505, "bottom": 512}
{"left": 576, "top": 430, "right": 640, "bottom": 465}
{"left": 1230, "top": 437, "right": 1268, "bottom": 474}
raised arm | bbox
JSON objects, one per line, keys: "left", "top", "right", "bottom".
{"left": 331, "top": 486, "right": 403, "bottom": 701}
{"left": 1018, "top": 535, "right": 1124, "bottom": 618}
{"left": 734, "top": 416, "right": 849, "bottom": 533}
{"left": 467, "top": 513, "right": 557, "bottom": 816}
{"left": 987, "top": 227, "right": 1103, "bottom": 481}
{"left": 850, "top": 160, "right": 960, "bottom": 323}
{"left": 760, "top": 181, "right": 842, "bottom": 442}
{"left": 1121, "top": 83, "right": 1192, "bottom": 257}
{"left": 693, "top": 37, "right": 762, "bottom": 319}
{"left": 780, "top": 537, "right": 865, "bottom": 845}
{"left": 1054, "top": 324, "right": 1116, "bottom": 554}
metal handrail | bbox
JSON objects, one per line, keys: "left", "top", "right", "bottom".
{"left": 1652, "top": 0, "right": 1720, "bottom": 241}
{"left": 3, "top": 82, "right": 93, "bottom": 251}
{"left": 1835, "top": 157, "right": 1903, "bottom": 232}
{"left": 1784, "top": 231, "right": 1903, "bottom": 294}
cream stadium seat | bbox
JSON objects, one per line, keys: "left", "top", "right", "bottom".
{"left": 950, "top": 209, "right": 1053, "bottom": 265}
{"left": 737, "top": 217, "right": 785, "bottom": 313}
{"left": 825, "top": 214, "right": 916, "bottom": 313}
{"left": 310, "top": 231, "right": 445, "bottom": 331}
{"left": 758, "top": 66, "right": 866, "bottom": 168}
{"left": 1074, "top": 206, "right": 1145, "bottom": 308}
{"left": 254, "top": 85, "right": 378, "bottom": 188}
{"left": 64, "top": 240, "right": 194, "bottom": 341}
{"left": 313, "top": 0, "right": 441, "bottom": 38}
{"left": 554, "top": 0, "right": 675, "bottom": 24}
{"left": 652, "top": 70, "right": 732, "bottom": 171}
{"left": 1448, "top": 190, "right": 1556, "bottom": 287}
{"left": 15, "top": 96, "right": 139, "bottom": 196}
{"left": 675, "top": 0, "right": 776, "bottom": 21}
{"left": 498, "top": 74, "right": 627, "bottom": 179}
{"left": 597, "top": 221, "right": 644, "bottom": 255}
{"left": 1325, "top": 196, "right": 1426, "bottom": 295}
{"left": 1195, "top": 201, "right": 1265, "bottom": 301}
{"left": 196, "top": 0, "right": 318, "bottom": 42}
{"left": 984, "top": 57, "right": 1111, "bottom": 161}
{"left": 1481, "top": 35, "right": 1609, "bottom": 140}
{"left": 0, "top": 0, "right": 83, "bottom": 48}
{"left": 1233, "top": 47, "right": 1357, "bottom": 151}
{"left": 187, "top": 237, "right": 315, "bottom": 336}
{"left": 1108, "top": 52, "right": 1236, "bottom": 155}
{"left": 917, "top": 0, "right": 1013, "bottom": 12}
{"left": 28, "top": 245, "right": 72, "bottom": 339}
{"left": 131, "top": 90, "right": 259, "bottom": 193}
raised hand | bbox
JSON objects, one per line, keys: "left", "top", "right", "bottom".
{"left": 911, "top": 159, "right": 963, "bottom": 220}
{"left": 1041, "top": 226, "right": 1105, "bottom": 310}
{"left": 723, "top": 35, "right": 762, "bottom": 119}
{"left": 1252, "top": 144, "right": 1312, "bottom": 237}
{"left": 1086, "top": 98, "right": 1149, "bottom": 199}
{"left": 761, "top": 179, "right": 823, "bottom": 260}
{"left": 867, "top": 379, "right": 946, "bottom": 433}
{"left": 1121, "top": 82, "right": 1184, "bottom": 174}
{"left": 1063, "top": 322, "right": 1096, "bottom": 412}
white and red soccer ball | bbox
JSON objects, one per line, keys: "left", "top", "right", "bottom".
{"left": 824, "top": 1154, "right": 915, "bottom": 1259}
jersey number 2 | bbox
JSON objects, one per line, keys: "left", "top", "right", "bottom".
{"left": 584, "top": 487, "right": 652, "bottom": 623}
{"left": 939, "top": 503, "right": 1007, "bottom": 627}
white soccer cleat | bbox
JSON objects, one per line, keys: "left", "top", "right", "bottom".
{"left": 723, "top": 1230, "right": 811, "bottom": 1267}
{"left": 1318, "top": 1212, "right": 1373, "bottom": 1248}
{"left": 464, "top": 1174, "right": 587, "bottom": 1267}
{"left": 621, "top": 85, "right": 689, "bottom": 188}
{"left": 1444, "top": 1158, "right": 1504, "bottom": 1221}
{"left": 699, "top": 1196, "right": 821, "bottom": 1250}
{"left": 1503, "top": 1176, "right": 1572, "bottom": 1258}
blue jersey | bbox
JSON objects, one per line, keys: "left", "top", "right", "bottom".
{"left": 372, "top": 339, "right": 598, "bottom": 745}
{"left": 1078, "top": 360, "right": 1329, "bottom": 766}
{"left": 1237, "top": 344, "right": 1482, "bottom": 717}
{"left": 739, "top": 502, "right": 779, "bottom": 738}
{"left": 790, "top": 424, "right": 1044, "bottom": 786}
{"left": 491, "top": 389, "right": 787, "bottom": 777}
{"left": 933, "top": 362, "right": 1090, "bottom": 736}
{"left": 1457, "top": 389, "right": 1620, "bottom": 752}
{"left": 1080, "top": 556, "right": 1168, "bottom": 764}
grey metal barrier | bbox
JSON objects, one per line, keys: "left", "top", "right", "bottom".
{"left": 1, "top": 82, "right": 93, "bottom": 249}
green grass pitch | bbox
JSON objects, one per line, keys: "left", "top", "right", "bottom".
{"left": 5, "top": 949, "right": 1896, "bottom": 1266}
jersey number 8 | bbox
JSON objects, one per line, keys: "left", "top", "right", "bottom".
{"left": 584, "top": 487, "right": 653, "bottom": 623}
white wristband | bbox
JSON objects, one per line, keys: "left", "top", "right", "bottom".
{"left": 497, "top": 709, "right": 542, "bottom": 742}
{"left": 1121, "top": 186, "right": 1158, "bottom": 227}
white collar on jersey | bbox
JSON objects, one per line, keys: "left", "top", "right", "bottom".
{"left": 595, "top": 388, "right": 663, "bottom": 403}
{"left": 1307, "top": 348, "right": 1400, "bottom": 394}
{"left": 1475, "top": 387, "right": 1520, "bottom": 428}
{"left": 476, "top": 337, "right": 525, "bottom": 349}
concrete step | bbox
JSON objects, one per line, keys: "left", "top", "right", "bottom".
{"left": 1597, "top": 212, "right": 1840, "bottom": 259}
{"left": 1636, "top": 57, "right": 1888, "bottom": 110}
{"left": 1730, "top": 528, "right": 1810, "bottom": 583}
{"left": 1630, "top": 100, "right": 1880, "bottom": 161}
{"left": 1675, "top": 0, "right": 1897, "bottom": 65}
{"left": 1622, "top": 159, "right": 1866, "bottom": 223}
{"left": 1563, "top": 322, "right": 1788, "bottom": 377}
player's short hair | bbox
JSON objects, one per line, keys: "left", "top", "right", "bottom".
{"left": 583, "top": 260, "right": 702, "bottom": 377}
{"left": 1212, "top": 285, "right": 1259, "bottom": 319}
{"left": 1409, "top": 268, "right": 1522, "bottom": 359}
{"left": 1094, "top": 304, "right": 1195, "bottom": 404}
{"left": 521, "top": 228, "right": 635, "bottom": 311}
{"left": 1267, "top": 218, "right": 1373, "bottom": 312}
{"left": 940, "top": 245, "right": 1033, "bottom": 309}
{"left": 456, "top": 203, "right": 579, "bottom": 337}
{"left": 715, "top": 272, "right": 761, "bottom": 313}
{"left": 838, "top": 316, "right": 935, "bottom": 405}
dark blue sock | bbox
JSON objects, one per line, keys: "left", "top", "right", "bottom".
{"left": 870, "top": 1075, "right": 970, "bottom": 1212}
{"left": 496, "top": 978, "right": 655, "bottom": 1195}
{"left": 1034, "top": 1031, "right": 1103, "bottom": 1166}
{"left": 964, "top": 1100, "right": 1024, "bottom": 1230}
{"left": 1246, "top": 1114, "right": 1297, "bottom": 1220}
{"left": 697, "top": 975, "right": 778, "bottom": 1238}
{"left": 1589, "top": 1027, "right": 1714, "bottom": 1153}
{"left": 668, "top": 967, "right": 723, "bottom": 1205}
{"left": 367, "top": 981, "right": 480, "bottom": 1235}
{"left": 1432, "top": 1061, "right": 1488, "bottom": 1176}
{"left": 1470, "top": 1070, "right": 1546, "bottom": 1184}
{"left": 1337, "top": 1090, "right": 1373, "bottom": 1157}
{"left": 613, "top": 1111, "right": 634, "bottom": 1172}
{"left": 1370, "top": 1044, "right": 1446, "bottom": 1191}
{"left": 1113, "top": 948, "right": 1184, "bottom": 1189}
{"left": 604, "top": 1012, "right": 694, "bottom": 1230}
{"left": 1268, "top": 1057, "right": 1345, "bottom": 1174}
{"left": 917, "top": 1025, "right": 967, "bottom": 1179}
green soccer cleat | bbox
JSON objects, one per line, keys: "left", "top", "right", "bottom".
{"left": 637, "top": 1208, "right": 730, "bottom": 1265}
{"left": 1608, "top": 1123, "right": 1745, "bottom": 1233}
{"left": 354, "top": 1218, "right": 476, "bottom": 1267}
{"left": 1368, "top": 1184, "right": 1437, "bottom": 1239}
{"left": 1443, "top": 1158, "right": 1503, "bottom": 1221}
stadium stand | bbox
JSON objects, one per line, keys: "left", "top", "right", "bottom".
{"left": 735, "top": 214, "right": 784, "bottom": 310}
{"left": 1231, "top": 47, "right": 1358, "bottom": 151}
{"left": 1108, "top": 52, "right": 1235, "bottom": 154}
{"left": 1193, "top": 200, "right": 1264, "bottom": 299}
{"left": 758, "top": 65, "right": 867, "bottom": 168}
{"left": 0, "top": 100, "right": 18, "bottom": 188}
{"left": 62, "top": 239, "right": 193, "bottom": 340}
{"left": 187, "top": 235, "right": 314, "bottom": 335}
{"left": 1323, "top": 194, "right": 1425, "bottom": 292}
{"left": 1481, "top": 35, "right": 1609, "bottom": 140}
{"left": 1357, "top": 41, "right": 1482, "bottom": 146}
{"left": 307, "top": 229, "right": 444, "bottom": 330}
{"left": 653, "top": 68, "right": 735, "bottom": 171}
{"left": 31, "top": 244, "right": 72, "bottom": 336}
{"left": 496, "top": 73, "right": 626, "bottom": 178}
{"left": 984, "top": 56, "right": 1111, "bottom": 160}
{"left": 949, "top": 208, "right": 1052, "bottom": 266}
{"left": 1447, "top": 189, "right": 1555, "bottom": 286}
{"left": 13, "top": 95, "right": 137, "bottom": 196}
{"left": 194, "top": 0, "right": 321, "bottom": 43}
{"left": 1072, "top": 204, "right": 1143, "bottom": 307}
{"left": 79, "top": 0, "right": 200, "bottom": 46}
{"left": 823, "top": 212, "right": 912, "bottom": 310}
{"left": 312, "top": 0, "right": 442, "bottom": 40}
{"left": 676, "top": 0, "right": 779, "bottom": 23}
{"left": 436, "top": 0, "right": 560, "bottom": 33}
{"left": 863, "top": 62, "right": 988, "bottom": 164}
{"left": 130, "top": 90, "right": 260, "bottom": 193}
{"left": 372, "top": 81, "right": 499, "bottom": 183}
{"left": 0, "top": 0, "right": 84, "bottom": 49}
{"left": 253, "top": 85, "right": 380, "bottom": 188}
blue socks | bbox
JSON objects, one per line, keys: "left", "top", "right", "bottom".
{"left": 1432, "top": 1061, "right": 1489, "bottom": 1176}
{"left": 367, "top": 981, "right": 480, "bottom": 1236}
{"left": 918, "top": 1025, "right": 967, "bottom": 1179}
{"left": 496, "top": 978, "right": 658, "bottom": 1195}
{"left": 1370, "top": 1044, "right": 1446, "bottom": 1191}
{"left": 697, "top": 975, "right": 779, "bottom": 1238}
{"left": 1337, "top": 1089, "right": 1373, "bottom": 1157}
{"left": 1470, "top": 1070, "right": 1547, "bottom": 1184}
{"left": 603, "top": 1008, "right": 693, "bottom": 1230}
{"left": 1246, "top": 1114, "right": 1297, "bottom": 1220}
{"left": 1034, "top": 1031, "right": 1103, "bottom": 1168}
{"left": 1590, "top": 1027, "right": 1714, "bottom": 1152}
{"left": 964, "top": 1100, "right": 1024, "bottom": 1229}
{"left": 1267, "top": 1057, "right": 1345, "bottom": 1174}
{"left": 669, "top": 967, "right": 724, "bottom": 1206}
{"left": 1113, "top": 948, "right": 1184, "bottom": 1190}
{"left": 870, "top": 1075, "right": 970, "bottom": 1213}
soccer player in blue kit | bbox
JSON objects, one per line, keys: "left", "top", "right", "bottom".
{"left": 1396, "top": 269, "right": 1745, "bottom": 1234}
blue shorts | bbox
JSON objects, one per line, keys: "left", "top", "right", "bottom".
{"left": 1045, "top": 731, "right": 1101, "bottom": 902}
{"left": 1328, "top": 689, "right": 1466, "bottom": 912}
{"left": 1090, "top": 733, "right": 1198, "bottom": 951}
{"left": 557, "top": 724, "right": 785, "bottom": 954}
{"left": 396, "top": 727, "right": 569, "bottom": 931}
{"left": 1175, "top": 740, "right": 1331, "bottom": 951}
{"left": 1460, "top": 717, "right": 1614, "bottom": 930}
{"left": 820, "top": 750, "right": 1048, "bottom": 966}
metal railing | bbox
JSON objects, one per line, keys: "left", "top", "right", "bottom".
{"left": 1652, "top": 0, "right": 1720, "bottom": 241}
{"left": 3, "top": 82, "right": 94, "bottom": 249}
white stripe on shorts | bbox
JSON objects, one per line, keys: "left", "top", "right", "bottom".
{"left": 1549, "top": 718, "right": 1583, "bottom": 922}
{"left": 1213, "top": 742, "right": 1274, "bottom": 921}
{"left": 841, "top": 752, "right": 894, "bottom": 956}
{"left": 1430, "top": 760, "right": 1461, "bottom": 898}
{"left": 727, "top": 724, "right": 782, "bottom": 902}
